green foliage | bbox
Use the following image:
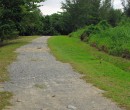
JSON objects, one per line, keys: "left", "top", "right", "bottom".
{"left": 99, "top": 0, "right": 112, "bottom": 20}
{"left": 41, "top": 13, "right": 74, "bottom": 35}
{"left": 69, "top": 20, "right": 111, "bottom": 40}
{"left": 70, "top": 20, "right": 130, "bottom": 58}
{"left": 80, "top": 20, "right": 111, "bottom": 41}
{"left": 20, "top": 9, "right": 43, "bottom": 36}
{"left": 119, "top": 17, "right": 130, "bottom": 26}
{"left": 42, "top": 14, "right": 63, "bottom": 35}
{"left": 0, "top": 0, "right": 23, "bottom": 43}
{"left": 0, "top": 0, "right": 44, "bottom": 43}
{"left": 80, "top": 25, "right": 99, "bottom": 41}
{"left": 0, "top": 21, "right": 19, "bottom": 43}
{"left": 61, "top": 0, "right": 123, "bottom": 32}
{"left": 69, "top": 26, "right": 88, "bottom": 38}
{"left": 97, "top": 20, "right": 111, "bottom": 30}
{"left": 62, "top": 0, "right": 101, "bottom": 30}
{"left": 122, "top": 0, "right": 130, "bottom": 17}
{"left": 108, "top": 9, "right": 122, "bottom": 26}
{"left": 88, "top": 23, "right": 130, "bottom": 58}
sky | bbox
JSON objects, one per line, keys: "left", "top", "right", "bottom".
{"left": 39, "top": 0, "right": 65, "bottom": 15}
{"left": 39, "top": 0, "right": 123, "bottom": 15}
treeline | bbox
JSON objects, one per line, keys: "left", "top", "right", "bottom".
{"left": 0, "top": 0, "right": 45, "bottom": 44}
{"left": 1, "top": 0, "right": 130, "bottom": 44}
{"left": 69, "top": 0, "right": 130, "bottom": 58}
{"left": 40, "top": 0, "right": 130, "bottom": 35}
{"left": 44, "top": 0, "right": 123, "bottom": 35}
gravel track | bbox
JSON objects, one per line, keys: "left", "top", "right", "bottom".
{"left": 3, "top": 36, "right": 123, "bottom": 110}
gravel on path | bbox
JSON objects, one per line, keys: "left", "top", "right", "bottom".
{"left": 3, "top": 36, "right": 123, "bottom": 110}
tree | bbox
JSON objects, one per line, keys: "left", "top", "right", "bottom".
{"left": 99, "top": 0, "right": 112, "bottom": 20}
{"left": 0, "top": 0, "right": 24, "bottom": 44}
{"left": 108, "top": 9, "right": 122, "bottom": 26}
{"left": 41, "top": 16, "right": 52, "bottom": 35}
{"left": 0, "top": 0, "right": 45, "bottom": 44}
{"left": 20, "top": 9, "right": 43, "bottom": 35}
{"left": 62, "top": 0, "right": 101, "bottom": 31}
{"left": 122, "top": 0, "right": 130, "bottom": 17}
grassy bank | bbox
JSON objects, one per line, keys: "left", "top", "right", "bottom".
{"left": 69, "top": 21, "right": 130, "bottom": 58}
{"left": 88, "top": 25, "right": 130, "bottom": 57}
{"left": 0, "top": 36, "right": 39, "bottom": 110}
{"left": 48, "top": 36, "right": 130, "bottom": 110}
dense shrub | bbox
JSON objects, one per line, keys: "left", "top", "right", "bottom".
{"left": 70, "top": 20, "right": 130, "bottom": 58}
{"left": 69, "top": 26, "right": 88, "bottom": 38}
{"left": 0, "top": 21, "right": 19, "bottom": 44}
{"left": 89, "top": 23, "right": 130, "bottom": 58}
{"left": 97, "top": 20, "right": 111, "bottom": 30}
{"left": 80, "top": 20, "right": 111, "bottom": 41}
{"left": 80, "top": 25, "right": 99, "bottom": 41}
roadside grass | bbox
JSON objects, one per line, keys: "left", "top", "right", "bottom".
{"left": 0, "top": 92, "right": 12, "bottom": 110}
{"left": 0, "top": 36, "right": 39, "bottom": 110}
{"left": 48, "top": 36, "right": 130, "bottom": 110}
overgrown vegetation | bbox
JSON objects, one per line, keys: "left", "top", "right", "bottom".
{"left": 89, "top": 22, "right": 130, "bottom": 58}
{"left": 48, "top": 36, "right": 130, "bottom": 110}
{"left": 70, "top": 19, "right": 130, "bottom": 58}
{"left": 66, "top": 0, "right": 130, "bottom": 58}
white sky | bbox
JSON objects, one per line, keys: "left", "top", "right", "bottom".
{"left": 39, "top": 0, "right": 64, "bottom": 15}
{"left": 39, "top": 0, "right": 123, "bottom": 15}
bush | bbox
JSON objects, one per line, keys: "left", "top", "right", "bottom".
{"left": 69, "top": 26, "right": 88, "bottom": 38}
{"left": 80, "top": 25, "right": 99, "bottom": 41}
{"left": 97, "top": 20, "right": 111, "bottom": 30}
{"left": 0, "top": 21, "right": 19, "bottom": 44}
{"left": 70, "top": 20, "right": 130, "bottom": 58}
{"left": 88, "top": 23, "right": 130, "bottom": 58}
{"left": 80, "top": 20, "right": 111, "bottom": 41}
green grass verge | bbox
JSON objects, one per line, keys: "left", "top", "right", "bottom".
{"left": 0, "top": 92, "right": 12, "bottom": 110}
{"left": 48, "top": 36, "right": 130, "bottom": 110}
{"left": 0, "top": 36, "right": 39, "bottom": 110}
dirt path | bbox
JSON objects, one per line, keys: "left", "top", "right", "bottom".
{"left": 3, "top": 36, "right": 123, "bottom": 110}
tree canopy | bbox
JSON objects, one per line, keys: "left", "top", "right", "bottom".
{"left": 1, "top": 0, "right": 130, "bottom": 43}
{"left": 0, "top": 0, "right": 44, "bottom": 44}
